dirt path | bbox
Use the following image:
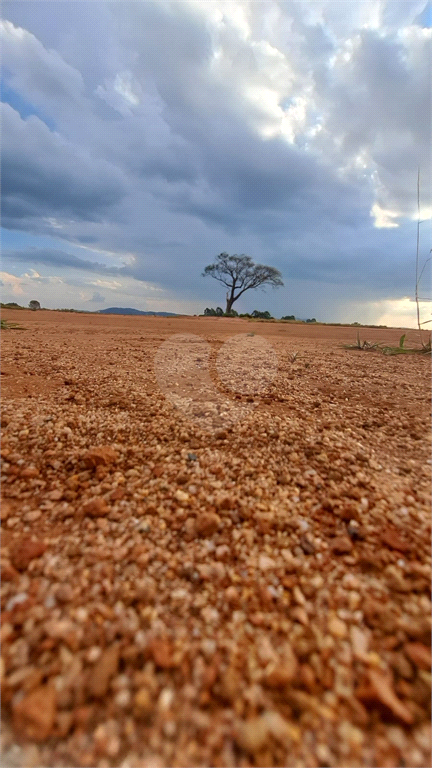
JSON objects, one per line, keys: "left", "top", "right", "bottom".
{"left": 1, "top": 311, "right": 431, "bottom": 767}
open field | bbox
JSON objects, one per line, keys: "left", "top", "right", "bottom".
{"left": 1, "top": 310, "right": 431, "bottom": 768}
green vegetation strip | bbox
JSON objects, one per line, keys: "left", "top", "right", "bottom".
{"left": 343, "top": 332, "right": 431, "bottom": 355}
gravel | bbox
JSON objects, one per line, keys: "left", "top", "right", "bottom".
{"left": 1, "top": 310, "right": 431, "bottom": 767}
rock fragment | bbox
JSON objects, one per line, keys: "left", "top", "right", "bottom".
{"left": 366, "top": 668, "right": 414, "bottom": 725}
{"left": 87, "top": 644, "right": 120, "bottom": 698}
{"left": 235, "top": 716, "right": 269, "bottom": 754}
{"left": 264, "top": 644, "right": 298, "bottom": 687}
{"left": 381, "top": 527, "right": 410, "bottom": 552}
{"left": 83, "top": 497, "right": 109, "bottom": 517}
{"left": 331, "top": 536, "right": 353, "bottom": 555}
{"left": 82, "top": 446, "right": 118, "bottom": 469}
{"left": 195, "top": 511, "right": 221, "bottom": 537}
{"left": 12, "top": 685, "right": 57, "bottom": 741}
{"left": 404, "top": 642, "right": 431, "bottom": 670}
{"left": 149, "top": 638, "right": 177, "bottom": 669}
{"left": 10, "top": 537, "right": 46, "bottom": 571}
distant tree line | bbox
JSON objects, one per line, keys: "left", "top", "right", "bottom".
{"left": 203, "top": 308, "right": 318, "bottom": 322}
{"left": 203, "top": 308, "right": 276, "bottom": 319}
{"left": 204, "top": 307, "right": 225, "bottom": 316}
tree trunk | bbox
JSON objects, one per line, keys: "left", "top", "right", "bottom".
{"left": 225, "top": 288, "right": 235, "bottom": 314}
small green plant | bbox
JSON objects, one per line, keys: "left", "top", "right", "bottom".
{"left": 342, "top": 331, "right": 380, "bottom": 351}
{"left": 288, "top": 351, "right": 299, "bottom": 362}
{"left": 1, "top": 319, "right": 25, "bottom": 330}
{"left": 343, "top": 330, "right": 431, "bottom": 355}
{"left": 380, "top": 332, "right": 431, "bottom": 355}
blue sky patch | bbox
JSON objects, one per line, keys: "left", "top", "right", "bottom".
{"left": 1, "top": 75, "right": 56, "bottom": 131}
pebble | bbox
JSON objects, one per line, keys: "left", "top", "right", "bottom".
{"left": 86, "top": 646, "right": 102, "bottom": 663}
{"left": 331, "top": 536, "right": 353, "bottom": 555}
{"left": 163, "top": 719, "right": 177, "bottom": 738}
{"left": 150, "top": 638, "right": 176, "bottom": 669}
{"left": 158, "top": 687, "right": 174, "bottom": 712}
{"left": 87, "top": 644, "right": 120, "bottom": 698}
{"left": 328, "top": 615, "right": 348, "bottom": 639}
{"left": 350, "top": 625, "right": 370, "bottom": 659}
{"left": 201, "top": 605, "right": 220, "bottom": 624}
{"left": 83, "top": 497, "right": 110, "bottom": 517}
{"left": 12, "top": 685, "right": 57, "bottom": 741}
{"left": 115, "top": 689, "right": 131, "bottom": 708}
{"left": 6, "top": 593, "right": 29, "bottom": 612}
{"left": 235, "top": 716, "right": 269, "bottom": 754}
{"left": 82, "top": 446, "right": 118, "bottom": 468}
{"left": 195, "top": 511, "right": 221, "bottom": 537}
{"left": 21, "top": 467, "right": 39, "bottom": 478}
{"left": 1, "top": 500, "right": 12, "bottom": 521}
{"left": 23, "top": 510, "right": 42, "bottom": 523}
{"left": 174, "top": 489, "right": 189, "bottom": 504}
{"left": 404, "top": 642, "right": 432, "bottom": 670}
{"left": 10, "top": 537, "right": 46, "bottom": 571}
{"left": 367, "top": 668, "right": 414, "bottom": 724}
{"left": 225, "top": 586, "right": 240, "bottom": 605}
{"left": 134, "top": 688, "right": 153, "bottom": 716}
{"left": 263, "top": 710, "right": 296, "bottom": 742}
{"left": 258, "top": 555, "right": 276, "bottom": 570}
{"left": 264, "top": 645, "right": 298, "bottom": 687}
{"left": 55, "top": 583, "right": 73, "bottom": 603}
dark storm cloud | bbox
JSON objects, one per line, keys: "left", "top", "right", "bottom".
{"left": 2, "top": 247, "right": 124, "bottom": 274}
{"left": 1, "top": 104, "right": 127, "bottom": 228}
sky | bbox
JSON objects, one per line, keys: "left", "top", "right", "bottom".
{"left": 1, "top": 0, "right": 431, "bottom": 326}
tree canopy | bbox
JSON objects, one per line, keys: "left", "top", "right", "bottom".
{"left": 202, "top": 253, "right": 283, "bottom": 314}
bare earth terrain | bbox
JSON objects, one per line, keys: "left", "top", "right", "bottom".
{"left": 1, "top": 310, "right": 431, "bottom": 768}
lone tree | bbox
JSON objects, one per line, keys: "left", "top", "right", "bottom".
{"left": 29, "top": 300, "right": 41, "bottom": 311}
{"left": 202, "top": 253, "right": 283, "bottom": 315}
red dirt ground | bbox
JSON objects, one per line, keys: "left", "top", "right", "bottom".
{"left": 1, "top": 309, "right": 431, "bottom": 768}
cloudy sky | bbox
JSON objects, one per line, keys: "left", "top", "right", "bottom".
{"left": 1, "top": 1, "right": 431, "bottom": 325}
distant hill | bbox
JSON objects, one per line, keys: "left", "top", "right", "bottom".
{"left": 98, "top": 307, "right": 178, "bottom": 317}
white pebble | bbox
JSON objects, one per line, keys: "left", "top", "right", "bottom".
{"left": 201, "top": 638, "right": 217, "bottom": 658}
{"left": 115, "top": 689, "right": 131, "bottom": 708}
{"left": 86, "top": 646, "right": 102, "bottom": 663}
{"left": 158, "top": 687, "right": 174, "bottom": 711}
{"left": 6, "top": 593, "right": 28, "bottom": 612}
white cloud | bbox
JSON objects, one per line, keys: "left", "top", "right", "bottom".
{"left": 371, "top": 203, "right": 400, "bottom": 228}
{"left": 0, "top": 271, "right": 24, "bottom": 295}
{"left": 87, "top": 278, "right": 122, "bottom": 290}
{"left": 96, "top": 70, "right": 142, "bottom": 117}
{"left": 0, "top": 18, "right": 84, "bottom": 110}
{"left": 21, "top": 268, "right": 41, "bottom": 278}
{"left": 373, "top": 297, "right": 432, "bottom": 329}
